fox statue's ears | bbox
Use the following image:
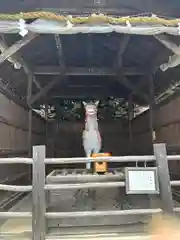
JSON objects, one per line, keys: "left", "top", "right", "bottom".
{"left": 82, "top": 101, "right": 99, "bottom": 107}
{"left": 95, "top": 100, "right": 99, "bottom": 106}
{"left": 82, "top": 101, "right": 87, "bottom": 107}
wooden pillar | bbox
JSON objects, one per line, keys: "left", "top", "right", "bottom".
{"left": 149, "top": 75, "right": 156, "bottom": 145}
{"left": 153, "top": 143, "right": 173, "bottom": 214}
{"left": 32, "top": 145, "right": 46, "bottom": 240}
{"left": 28, "top": 109, "right": 32, "bottom": 156}
{"left": 44, "top": 102, "right": 48, "bottom": 154}
{"left": 128, "top": 95, "right": 133, "bottom": 151}
{"left": 27, "top": 74, "right": 33, "bottom": 181}
{"left": 27, "top": 75, "right": 33, "bottom": 157}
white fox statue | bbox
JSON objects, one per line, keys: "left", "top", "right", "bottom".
{"left": 82, "top": 100, "right": 101, "bottom": 170}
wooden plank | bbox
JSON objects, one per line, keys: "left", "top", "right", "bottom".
{"left": 0, "top": 33, "right": 36, "bottom": 66}
{"left": 155, "top": 34, "right": 179, "bottom": 54}
{"left": 153, "top": 143, "right": 173, "bottom": 214}
{"left": 54, "top": 34, "right": 65, "bottom": 68}
{"left": 87, "top": 34, "right": 93, "bottom": 66}
{"left": 116, "top": 75, "right": 149, "bottom": 102}
{"left": 31, "top": 35, "right": 66, "bottom": 104}
{"left": 115, "top": 35, "right": 130, "bottom": 67}
{"left": 149, "top": 75, "right": 156, "bottom": 143}
{"left": 30, "top": 75, "right": 65, "bottom": 105}
{"left": 33, "top": 66, "right": 147, "bottom": 76}
{"left": 115, "top": 34, "right": 148, "bottom": 102}
{"left": 32, "top": 145, "right": 46, "bottom": 240}
{"left": 0, "top": 36, "right": 41, "bottom": 91}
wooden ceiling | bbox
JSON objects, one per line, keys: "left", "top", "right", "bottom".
{"left": 0, "top": 1, "right": 180, "bottom": 108}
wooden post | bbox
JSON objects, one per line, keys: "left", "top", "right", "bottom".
{"left": 27, "top": 74, "right": 33, "bottom": 181}
{"left": 32, "top": 145, "right": 46, "bottom": 240}
{"left": 149, "top": 75, "right": 156, "bottom": 145}
{"left": 27, "top": 74, "right": 33, "bottom": 157}
{"left": 28, "top": 109, "right": 32, "bottom": 157}
{"left": 128, "top": 95, "right": 133, "bottom": 151}
{"left": 153, "top": 143, "right": 173, "bottom": 214}
{"left": 45, "top": 102, "right": 48, "bottom": 151}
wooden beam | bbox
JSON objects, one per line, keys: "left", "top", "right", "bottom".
{"left": 0, "top": 36, "right": 42, "bottom": 91}
{"left": 115, "top": 35, "right": 130, "bottom": 67}
{"left": 0, "top": 37, "right": 21, "bottom": 68}
{"left": 52, "top": 95, "right": 103, "bottom": 99}
{"left": 30, "top": 75, "right": 65, "bottom": 105}
{"left": 87, "top": 34, "right": 93, "bottom": 66}
{"left": 114, "top": 34, "right": 148, "bottom": 101}
{"left": 0, "top": 79, "right": 27, "bottom": 108}
{"left": 28, "top": 108, "right": 32, "bottom": 157}
{"left": 149, "top": 75, "right": 156, "bottom": 143}
{"left": 114, "top": 34, "right": 147, "bottom": 102}
{"left": 130, "top": 77, "right": 148, "bottom": 99}
{"left": 128, "top": 95, "right": 133, "bottom": 146}
{"left": 129, "top": 46, "right": 172, "bottom": 99}
{"left": 54, "top": 35, "right": 65, "bottom": 68}
{"left": 33, "top": 66, "right": 146, "bottom": 76}
{"left": 0, "top": 33, "right": 36, "bottom": 66}
{"left": 155, "top": 34, "right": 180, "bottom": 54}
{"left": 30, "top": 35, "right": 67, "bottom": 105}
{"left": 27, "top": 74, "right": 33, "bottom": 104}
{"left": 116, "top": 75, "right": 149, "bottom": 102}
{"left": 26, "top": 63, "right": 33, "bottom": 158}
{"left": 68, "top": 85, "right": 101, "bottom": 88}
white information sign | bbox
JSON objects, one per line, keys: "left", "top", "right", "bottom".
{"left": 128, "top": 170, "right": 155, "bottom": 191}
{"left": 125, "top": 167, "right": 159, "bottom": 194}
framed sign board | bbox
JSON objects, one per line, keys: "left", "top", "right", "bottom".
{"left": 125, "top": 167, "right": 160, "bottom": 194}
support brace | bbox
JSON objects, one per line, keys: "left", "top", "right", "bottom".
{"left": 0, "top": 33, "right": 36, "bottom": 66}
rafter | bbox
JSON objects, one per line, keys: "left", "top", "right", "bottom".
{"left": 0, "top": 78, "right": 27, "bottom": 108}
{"left": 54, "top": 34, "right": 65, "bottom": 68}
{"left": 87, "top": 34, "right": 93, "bottom": 66}
{"left": 33, "top": 66, "right": 146, "bottom": 76}
{"left": 129, "top": 45, "right": 173, "bottom": 100}
{"left": 115, "top": 35, "right": 130, "bottom": 67}
{"left": 0, "top": 36, "right": 42, "bottom": 92}
{"left": 129, "top": 77, "right": 148, "bottom": 99}
{"left": 0, "top": 37, "right": 21, "bottom": 69}
{"left": 155, "top": 35, "right": 180, "bottom": 54}
{"left": 114, "top": 34, "right": 149, "bottom": 102}
{"left": 50, "top": 89, "right": 124, "bottom": 99}
{"left": 30, "top": 35, "right": 66, "bottom": 105}
{"left": 114, "top": 35, "right": 148, "bottom": 102}
{"left": 116, "top": 75, "right": 149, "bottom": 102}
{"left": 0, "top": 33, "right": 37, "bottom": 66}
{"left": 30, "top": 75, "right": 65, "bottom": 105}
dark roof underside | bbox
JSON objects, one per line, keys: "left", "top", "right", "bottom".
{"left": 1, "top": 33, "right": 178, "bottom": 105}
{"left": 1, "top": 1, "right": 180, "bottom": 109}
{"left": 1, "top": 0, "right": 180, "bottom": 18}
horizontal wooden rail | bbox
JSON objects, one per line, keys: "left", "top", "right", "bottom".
{"left": 0, "top": 212, "right": 32, "bottom": 218}
{"left": 44, "top": 155, "right": 156, "bottom": 164}
{"left": 45, "top": 209, "right": 162, "bottom": 219}
{"left": 45, "top": 181, "right": 125, "bottom": 190}
{"left": 0, "top": 208, "right": 162, "bottom": 220}
{"left": 0, "top": 158, "right": 33, "bottom": 164}
{"left": 0, "top": 155, "right": 179, "bottom": 165}
{"left": 171, "top": 181, "right": 180, "bottom": 186}
{"left": 0, "top": 184, "right": 32, "bottom": 192}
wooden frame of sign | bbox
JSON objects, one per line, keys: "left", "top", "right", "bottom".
{"left": 125, "top": 167, "right": 160, "bottom": 194}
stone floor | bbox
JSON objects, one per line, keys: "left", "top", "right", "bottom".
{"left": 0, "top": 190, "right": 180, "bottom": 239}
